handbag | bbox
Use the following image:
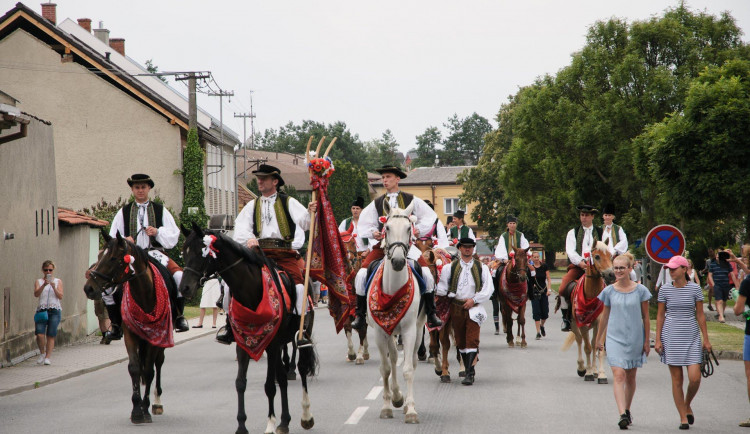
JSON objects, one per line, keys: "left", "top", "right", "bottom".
{"left": 34, "top": 279, "right": 52, "bottom": 324}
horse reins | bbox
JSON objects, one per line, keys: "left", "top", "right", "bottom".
{"left": 89, "top": 254, "right": 150, "bottom": 288}
{"left": 383, "top": 214, "right": 413, "bottom": 260}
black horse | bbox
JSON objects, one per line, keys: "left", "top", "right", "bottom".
{"left": 83, "top": 232, "right": 185, "bottom": 424}
{"left": 179, "top": 223, "right": 317, "bottom": 434}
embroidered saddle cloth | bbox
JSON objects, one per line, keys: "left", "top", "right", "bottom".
{"left": 229, "top": 265, "right": 291, "bottom": 361}
{"left": 121, "top": 262, "right": 174, "bottom": 348}
{"left": 368, "top": 264, "right": 415, "bottom": 336}
{"left": 500, "top": 269, "right": 528, "bottom": 314}
{"left": 573, "top": 275, "right": 604, "bottom": 328}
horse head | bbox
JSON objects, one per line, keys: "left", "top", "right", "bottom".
{"left": 588, "top": 241, "right": 615, "bottom": 285}
{"left": 84, "top": 231, "right": 146, "bottom": 299}
{"left": 339, "top": 230, "right": 360, "bottom": 273}
{"left": 382, "top": 201, "right": 415, "bottom": 272}
{"left": 179, "top": 222, "right": 217, "bottom": 300}
{"left": 505, "top": 247, "right": 529, "bottom": 282}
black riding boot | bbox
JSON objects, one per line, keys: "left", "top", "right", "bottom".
{"left": 561, "top": 307, "right": 572, "bottom": 332}
{"left": 295, "top": 313, "right": 313, "bottom": 348}
{"left": 351, "top": 294, "right": 368, "bottom": 330}
{"left": 103, "top": 302, "right": 122, "bottom": 342}
{"left": 216, "top": 316, "right": 235, "bottom": 345}
{"left": 172, "top": 296, "right": 189, "bottom": 333}
{"left": 461, "top": 352, "right": 476, "bottom": 385}
{"left": 423, "top": 291, "right": 443, "bottom": 328}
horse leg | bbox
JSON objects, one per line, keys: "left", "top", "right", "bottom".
{"left": 593, "top": 321, "right": 608, "bottom": 384}
{"left": 428, "top": 329, "right": 439, "bottom": 363}
{"left": 287, "top": 343, "right": 297, "bottom": 381}
{"left": 378, "top": 334, "right": 394, "bottom": 419}
{"left": 151, "top": 349, "right": 164, "bottom": 415}
{"left": 235, "top": 346, "right": 251, "bottom": 434}
{"left": 439, "top": 325, "right": 450, "bottom": 380}
{"left": 389, "top": 333, "right": 403, "bottom": 410}
{"left": 297, "top": 342, "right": 316, "bottom": 430}
{"left": 124, "top": 335, "right": 145, "bottom": 424}
{"left": 356, "top": 329, "right": 367, "bottom": 365}
{"left": 582, "top": 329, "right": 595, "bottom": 381}
{"left": 274, "top": 348, "right": 291, "bottom": 434}
{"left": 263, "top": 347, "right": 282, "bottom": 434}
{"left": 402, "top": 323, "right": 420, "bottom": 424}
{"left": 574, "top": 329, "right": 585, "bottom": 377}
{"left": 417, "top": 325, "right": 427, "bottom": 361}
{"left": 504, "top": 306, "right": 514, "bottom": 347}
{"left": 139, "top": 347, "right": 157, "bottom": 424}
{"left": 346, "top": 329, "right": 356, "bottom": 361}
{"left": 519, "top": 305, "right": 527, "bottom": 348}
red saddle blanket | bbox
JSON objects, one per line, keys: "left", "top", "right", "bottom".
{"left": 500, "top": 270, "right": 528, "bottom": 314}
{"left": 428, "top": 295, "right": 452, "bottom": 332}
{"left": 229, "top": 266, "right": 291, "bottom": 361}
{"left": 572, "top": 275, "right": 604, "bottom": 328}
{"left": 368, "top": 265, "right": 415, "bottom": 336}
{"left": 121, "top": 262, "right": 174, "bottom": 348}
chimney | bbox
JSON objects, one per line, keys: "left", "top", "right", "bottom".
{"left": 93, "top": 21, "right": 109, "bottom": 45}
{"left": 41, "top": 2, "right": 57, "bottom": 25}
{"left": 77, "top": 18, "right": 92, "bottom": 33}
{"left": 109, "top": 38, "right": 125, "bottom": 56}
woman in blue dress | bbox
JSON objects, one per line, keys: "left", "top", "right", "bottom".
{"left": 655, "top": 255, "right": 711, "bottom": 430}
{"left": 596, "top": 252, "right": 651, "bottom": 430}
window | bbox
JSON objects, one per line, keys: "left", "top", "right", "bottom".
{"left": 444, "top": 198, "right": 464, "bottom": 215}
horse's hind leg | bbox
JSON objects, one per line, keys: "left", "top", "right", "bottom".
{"left": 125, "top": 336, "right": 145, "bottom": 424}
{"left": 264, "top": 347, "right": 281, "bottom": 434}
{"left": 582, "top": 329, "right": 595, "bottom": 381}
{"left": 356, "top": 327, "right": 368, "bottom": 364}
{"left": 346, "top": 329, "right": 356, "bottom": 361}
{"left": 428, "top": 329, "right": 439, "bottom": 363}
{"left": 574, "top": 330, "right": 585, "bottom": 377}
{"left": 519, "top": 305, "right": 527, "bottom": 348}
{"left": 274, "top": 347, "right": 291, "bottom": 434}
{"left": 417, "top": 326, "right": 427, "bottom": 361}
{"left": 152, "top": 350, "right": 164, "bottom": 415}
{"left": 235, "top": 347, "right": 251, "bottom": 434}
{"left": 402, "top": 324, "right": 420, "bottom": 424}
{"left": 503, "top": 306, "right": 515, "bottom": 347}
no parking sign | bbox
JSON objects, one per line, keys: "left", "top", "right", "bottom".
{"left": 645, "top": 225, "right": 685, "bottom": 264}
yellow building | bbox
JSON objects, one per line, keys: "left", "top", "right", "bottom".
{"left": 370, "top": 166, "right": 486, "bottom": 237}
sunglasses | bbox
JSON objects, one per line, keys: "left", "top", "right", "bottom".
{"left": 613, "top": 266, "right": 628, "bottom": 271}
{"left": 43, "top": 268, "right": 53, "bottom": 272}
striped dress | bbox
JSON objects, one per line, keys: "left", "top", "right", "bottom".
{"left": 658, "top": 282, "right": 704, "bottom": 366}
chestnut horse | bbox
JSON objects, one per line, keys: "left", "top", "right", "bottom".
{"left": 341, "top": 231, "right": 369, "bottom": 364}
{"left": 561, "top": 241, "right": 615, "bottom": 383}
{"left": 496, "top": 248, "right": 529, "bottom": 347}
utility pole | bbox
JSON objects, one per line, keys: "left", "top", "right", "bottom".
{"left": 234, "top": 111, "right": 256, "bottom": 179}
{"left": 249, "top": 91, "right": 256, "bottom": 150}
{"left": 172, "top": 71, "right": 210, "bottom": 130}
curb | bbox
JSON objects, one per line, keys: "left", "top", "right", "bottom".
{"left": 0, "top": 329, "right": 215, "bottom": 397}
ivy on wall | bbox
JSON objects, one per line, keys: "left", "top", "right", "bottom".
{"left": 179, "top": 128, "right": 209, "bottom": 229}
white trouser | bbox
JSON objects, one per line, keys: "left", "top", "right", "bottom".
{"left": 354, "top": 265, "right": 434, "bottom": 296}
{"left": 295, "top": 283, "right": 305, "bottom": 315}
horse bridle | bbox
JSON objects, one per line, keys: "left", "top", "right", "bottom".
{"left": 88, "top": 248, "right": 149, "bottom": 289}
{"left": 384, "top": 214, "right": 412, "bottom": 260}
{"left": 182, "top": 241, "right": 245, "bottom": 283}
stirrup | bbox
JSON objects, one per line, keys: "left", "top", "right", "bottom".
{"left": 215, "top": 326, "right": 234, "bottom": 345}
{"left": 296, "top": 332, "right": 312, "bottom": 348}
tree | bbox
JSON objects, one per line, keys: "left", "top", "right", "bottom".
{"left": 327, "top": 159, "right": 370, "bottom": 223}
{"left": 145, "top": 59, "right": 168, "bottom": 84}
{"left": 413, "top": 126, "right": 441, "bottom": 168}
{"left": 179, "top": 128, "right": 209, "bottom": 229}
{"left": 441, "top": 113, "right": 492, "bottom": 166}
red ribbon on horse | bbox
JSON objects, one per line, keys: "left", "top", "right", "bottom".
{"left": 121, "top": 262, "right": 174, "bottom": 348}
{"left": 308, "top": 172, "right": 354, "bottom": 333}
{"left": 500, "top": 267, "right": 528, "bottom": 314}
{"left": 572, "top": 275, "right": 604, "bottom": 328}
{"left": 368, "top": 264, "right": 415, "bottom": 336}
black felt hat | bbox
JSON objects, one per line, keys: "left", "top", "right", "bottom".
{"left": 602, "top": 203, "right": 616, "bottom": 215}
{"left": 375, "top": 165, "right": 408, "bottom": 179}
{"left": 457, "top": 237, "right": 476, "bottom": 247}
{"left": 453, "top": 209, "right": 465, "bottom": 220}
{"left": 252, "top": 164, "right": 285, "bottom": 187}
{"left": 506, "top": 214, "right": 518, "bottom": 223}
{"left": 351, "top": 196, "right": 365, "bottom": 208}
{"left": 576, "top": 204, "right": 599, "bottom": 214}
{"left": 127, "top": 173, "right": 154, "bottom": 188}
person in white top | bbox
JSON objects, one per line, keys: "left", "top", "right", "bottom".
{"left": 436, "top": 238, "right": 494, "bottom": 385}
{"left": 34, "top": 260, "right": 63, "bottom": 365}
{"left": 559, "top": 205, "right": 612, "bottom": 332}
{"left": 338, "top": 196, "right": 370, "bottom": 253}
{"left": 601, "top": 203, "right": 629, "bottom": 256}
{"left": 351, "top": 165, "right": 442, "bottom": 330}
{"left": 229, "top": 164, "right": 316, "bottom": 347}
{"left": 102, "top": 174, "right": 188, "bottom": 342}
{"left": 415, "top": 199, "right": 450, "bottom": 250}
{"left": 447, "top": 209, "right": 476, "bottom": 244}
{"left": 494, "top": 215, "right": 530, "bottom": 262}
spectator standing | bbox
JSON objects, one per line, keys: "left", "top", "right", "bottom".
{"left": 732, "top": 261, "right": 750, "bottom": 427}
{"left": 528, "top": 251, "right": 551, "bottom": 340}
{"left": 34, "top": 260, "right": 63, "bottom": 365}
{"left": 596, "top": 253, "right": 651, "bottom": 429}
{"left": 687, "top": 260, "right": 701, "bottom": 286}
{"left": 93, "top": 299, "right": 111, "bottom": 344}
{"left": 702, "top": 249, "right": 716, "bottom": 311}
{"left": 193, "top": 277, "right": 222, "bottom": 328}
{"left": 709, "top": 251, "right": 738, "bottom": 323}
{"left": 655, "top": 256, "right": 711, "bottom": 430}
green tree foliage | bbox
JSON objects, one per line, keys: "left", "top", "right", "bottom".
{"left": 441, "top": 113, "right": 492, "bottom": 166}
{"left": 463, "top": 5, "right": 748, "bottom": 254}
{"left": 282, "top": 184, "right": 312, "bottom": 205}
{"left": 413, "top": 126, "right": 441, "bottom": 168}
{"left": 327, "top": 159, "right": 371, "bottom": 223}
{"left": 180, "top": 128, "right": 209, "bottom": 229}
{"left": 145, "top": 59, "right": 168, "bottom": 84}
{"left": 246, "top": 178, "right": 260, "bottom": 196}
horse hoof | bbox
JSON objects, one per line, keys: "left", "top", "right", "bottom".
{"left": 507, "top": 342, "right": 514, "bottom": 348}
{"left": 276, "top": 426, "right": 290, "bottom": 434}
{"left": 418, "top": 354, "right": 426, "bottom": 361}
{"left": 392, "top": 397, "right": 404, "bottom": 408}
{"left": 380, "top": 408, "right": 393, "bottom": 419}
{"left": 405, "top": 413, "right": 419, "bottom": 424}
{"left": 584, "top": 374, "right": 594, "bottom": 381}
{"left": 347, "top": 353, "right": 356, "bottom": 361}
{"left": 151, "top": 404, "right": 163, "bottom": 415}
{"left": 521, "top": 342, "right": 527, "bottom": 348}
{"left": 428, "top": 356, "right": 435, "bottom": 363}
{"left": 397, "top": 344, "right": 403, "bottom": 351}
{"left": 458, "top": 370, "right": 466, "bottom": 378}
{"left": 440, "top": 375, "right": 451, "bottom": 383}
{"left": 356, "top": 358, "right": 364, "bottom": 365}
{"left": 235, "top": 427, "right": 249, "bottom": 434}
{"left": 577, "top": 369, "right": 586, "bottom": 377}
{"left": 434, "top": 368, "right": 442, "bottom": 376}
{"left": 287, "top": 371, "right": 297, "bottom": 381}
{"left": 300, "top": 417, "right": 314, "bottom": 430}
{"left": 598, "top": 378, "right": 608, "bottom": 384}
{"left": 131, "top": 414, "right": 146, "bottom": 424}
{"left": 363, "top": 353, "right": 370, "bottom": 360}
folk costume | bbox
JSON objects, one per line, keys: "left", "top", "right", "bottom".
{"left": 448, "top": 209, "right": 475, "bottom": 245}
{"left": 492, "top": 215, "right": 529, "bottom": 334}
{"left": 105, "top": 174, "right": 188, "bottom": 342}
{"left": 420, "top": 200, "right": 450, "bottom": 249}
{"left": 351, "top": 165, "right": 442, "bottom": 329}
{"left": 559, "top": 204, "right": 603, "bottom": 332}
{"left": 338, "top": 196, "right": 370, "bottom": 253}
{"left": 600, "top": 204, "right": 628, "bottom": 256}
{"left": 436, "top": 238, "right": 493, "bottom": 385}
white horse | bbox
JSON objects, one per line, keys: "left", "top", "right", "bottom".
{"left": 368, "top": 202, "right": 426, "bottom": 424}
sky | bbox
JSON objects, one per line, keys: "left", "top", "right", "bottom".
{"left": 18, "top": 0, "right": 750, "bottom": 153}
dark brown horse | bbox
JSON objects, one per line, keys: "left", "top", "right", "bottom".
{"left": 179, "top": 224, "right": 317, "bottom": 434}
{"left": 83, "top": 232, "right": 181, "bottom": 424}
{"left": 341, "top": 232, "right": 369, "bottom": 364}
{"left": 496, "top": 247, "right": 529, "bottom": 347}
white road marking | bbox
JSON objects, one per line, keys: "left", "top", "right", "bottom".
{"left": 365, "top": 386, "right": 383, "bottom": 400}
{"left": 345, "top": 406, "right": 369, "bottom": 424}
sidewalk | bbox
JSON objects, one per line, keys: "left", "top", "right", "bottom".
{"left": 0, "top": 315, "right": 216, "bottom": 397}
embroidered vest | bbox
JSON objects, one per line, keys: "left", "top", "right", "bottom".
{"left": 344, "top": 217, "right": 368, "bottom": 245}
{"left": 252, "top": 192, "right": 296, "bottom": 241}
{"left": 374, "top": 192, "right": 414, "bottom": 230}
{"left": 602, "top": 224, "right": 621, "bottom": 246}
{"left": 501, "top": 231, "right": 522, "bottom": 252}
{"left": 447, "top": 259, "right": 483, "bottom": 296}
{"left": 122, "top": 202, "right": 164, "bottom": 248}
{"left": 450, "top": 225, "right": 470, "bottom": 239}
{"left": 574, "top": 225, "right": 602, "bottom": 255}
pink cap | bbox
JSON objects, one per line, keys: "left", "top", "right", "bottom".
{"left": 663, "top": 256, "right": 689, "bottom": 269}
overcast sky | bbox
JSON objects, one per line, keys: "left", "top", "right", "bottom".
{"left": 35, "top": 0, "right": 750, "bottom": 152}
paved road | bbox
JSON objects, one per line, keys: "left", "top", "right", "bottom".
{"left": 1, "top": 298, "right": 749, "bottom": 433}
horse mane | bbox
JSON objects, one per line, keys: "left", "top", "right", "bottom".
{"left": 593, "top": 241, "right": 609, "bottom": 255}
{"left": 207, "top": 230, "right": 268, "bottom": 269}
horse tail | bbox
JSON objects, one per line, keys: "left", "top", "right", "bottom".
{"left": 298, "top": 342, "right": 318, "bottom": 378}
{"left": 560, "top": 332, "right": 576, "bottom": 352}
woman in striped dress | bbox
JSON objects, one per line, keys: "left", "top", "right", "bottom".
{"left": 655, "top": 255, "right": 712, "bottom": 430}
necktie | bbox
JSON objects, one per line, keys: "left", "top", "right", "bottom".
{"left": 459, "top": 260, "right": 473, "bottom": 289}
{"left": 137, "top": 203, "right": 148, "bottom": 231}
{"left": 261, "top": 194, "right": 277, "bottom": 226}
{"left": 387, "top": 192, "right": 398, "bottom": 209}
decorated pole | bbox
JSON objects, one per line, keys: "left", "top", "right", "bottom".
{"left": 298, "top": 136, "right": 337, "bottom": 345}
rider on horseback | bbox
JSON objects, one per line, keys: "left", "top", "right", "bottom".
{"left": 419, "top": 200, "right": 450, "bottom": 249}
{"left": 435, "top": 237, "right": 494, "bottom": 385}
{"left": 493, "top": 215, "right": 530, "bottom": 334}
{"left": 339, "top": 196, "right": 371, "bottom": 254}
{"left": 351, "top": 165, "right": 443, "bottom": 330}
{"left": 98, "top": 174, "right": 190, "bottom": 342}
{"left": 219, "top": 164, "right": 317, "bottom": 347}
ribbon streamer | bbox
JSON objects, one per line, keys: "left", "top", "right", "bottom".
{"left": 123, "top": 254, "right": 135, "bottom": 273}
{"left": 202, "top": 235, "right": 219, "bottom": 258}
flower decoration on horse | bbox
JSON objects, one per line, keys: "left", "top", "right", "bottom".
{"left": 308, "top": 156, "right": 335, "bottom": 179}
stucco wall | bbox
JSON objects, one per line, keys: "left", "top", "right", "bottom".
{"left": 0, "top": 29, "right": 184, "bottom": 212}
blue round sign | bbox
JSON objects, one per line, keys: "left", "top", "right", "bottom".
{"left": 645, "top": 225, "right": 685, "bottom": 264}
